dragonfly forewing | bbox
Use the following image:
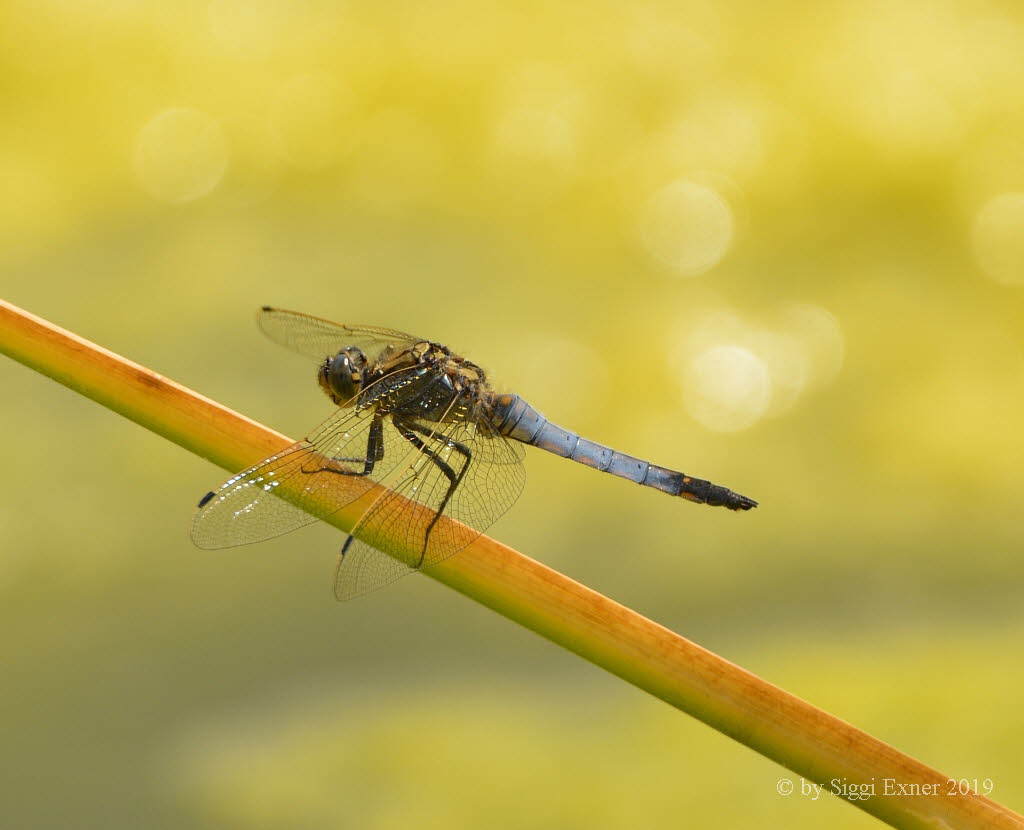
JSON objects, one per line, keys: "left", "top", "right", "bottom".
{"left": 257, "top": 307, "right": 420, "bottom": 364}
{"left": 192, "top": 384, "right": 442, "bottom": 549}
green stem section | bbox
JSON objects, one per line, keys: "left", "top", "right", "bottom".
{"left": 2, "top": 298, "right": 1020, "bottom": 830}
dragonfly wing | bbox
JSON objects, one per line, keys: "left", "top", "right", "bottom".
{"left": 191, "top": 400, "right": 427, "bottom": 549}
{"left": 191, "top": 439, "right": 336, "bottom": 549}
{"left": 257, "top": 307, "right": 422, "bottom": 363}
{"left": 333, "top": 416, "right": 526, "bottom": 601}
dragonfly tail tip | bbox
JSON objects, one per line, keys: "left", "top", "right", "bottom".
{"left": 731, "top": 493, "right": 758, "bottom": 510}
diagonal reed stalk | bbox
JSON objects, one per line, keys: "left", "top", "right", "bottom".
{"left": 1, "top": 298, "right": 1021, "bottom": 830}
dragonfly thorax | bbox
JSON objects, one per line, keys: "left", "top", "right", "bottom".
{"left": 319, "top": 347, "right": 369, "bottom": 406}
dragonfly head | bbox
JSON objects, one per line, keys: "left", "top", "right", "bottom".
{"left": 319, "top": 347, "right": 368, "bottom": 406}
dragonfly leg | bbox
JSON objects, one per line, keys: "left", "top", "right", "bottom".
{"left": 303, "top": 414, "right": 385, "bottom": 477}
{"left": 394, "top": 417, "right": 472, "bottom": 567}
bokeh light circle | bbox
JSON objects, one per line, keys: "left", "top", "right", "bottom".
{"left": 638, "top": 179, "right": 734, "bottom": 275}
{"left": 777, "top": 302, "right": 845, "bottom": 385}
{"left": 972, "top": 192, "right": 1024, "bottom": 284}
{"left": 133, "top": 108, "right": 229, "bottom": 204}
{"left": 683, "top": 344, "right": 771, "bottom": 432}
{"left": 749, "top": 329, "right": 808, "bottom": 417}
{"left": 496, "top": 107, "right": 575, "bottom": 165}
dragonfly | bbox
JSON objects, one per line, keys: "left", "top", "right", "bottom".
{"left": 191, "top": 307, "right": 757, "bottom": 600}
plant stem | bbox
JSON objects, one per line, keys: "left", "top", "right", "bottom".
{"left": 2, "top": 298, "right": 1020, "bottom": 830}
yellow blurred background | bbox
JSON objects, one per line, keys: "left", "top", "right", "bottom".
{"left": 3, "top": 1, "right": 1024, "bottom": 827}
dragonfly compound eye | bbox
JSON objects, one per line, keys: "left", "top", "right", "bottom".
{"left": 322, "top": 348, "right": 367, "bottom": 405}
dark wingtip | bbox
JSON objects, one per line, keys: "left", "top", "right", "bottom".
{"left": 259, "top": 305, "right": 274, "bottom": 312}
{"left": 197, "top": 490, "right": 215, "bottom": 508}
